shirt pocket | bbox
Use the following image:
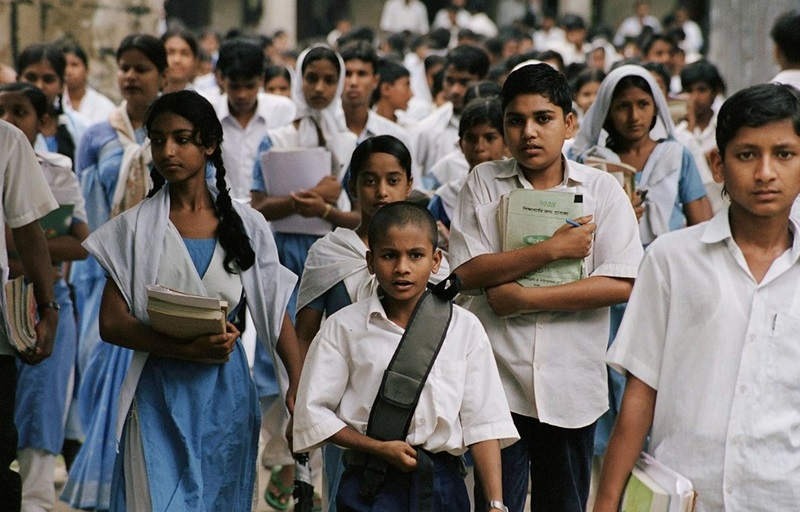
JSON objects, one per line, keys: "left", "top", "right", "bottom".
{"left": 430, "top": 359, "right": 467, "bottom": 424}
{"left": 767, "top": 312, "right": 800, "bottom": 389}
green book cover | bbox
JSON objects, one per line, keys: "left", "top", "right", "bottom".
{"left": 500, "top": 189, "right": 585, "bottom": 287}
{"left": 621, "top": 466, "right": 671, "bottom": 512}
{"left": 39, "top": 204, "right": 74, "bottom": 238}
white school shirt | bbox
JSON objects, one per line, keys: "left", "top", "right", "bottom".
{"left": 771, "top": 69, "right": 800, "bottom": 91}
{"left": 215, "top": 92, "right": 296, "bottom": 202}
{"left": 379, "top": 0, "right": 429, "bottom": 35}
{"left": 293, "top": 293, "right": 519, "bottom": 455}
{"left": 415, "top": 103, "right": 460, "bottom": 187}
{"left": 357, "top": 112, "right": 423, "bottom": 189}
{"left": 0, "top": 121, "right": 58, "bottom": 355}
{"left": 613, "top": 15, "right": 662, "bottom": 47}
{"left": 63, "top": 87, "right": 116, "bottom": 126}
{"left": 449, "top": 158, "right": 643, "bottom": 428}
{"left": 607, "top": 209, "right": 800, "bottom": 512}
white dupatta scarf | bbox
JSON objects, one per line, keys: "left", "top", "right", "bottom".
{"left": 572, "top": 65, "right": 682, "bottom": 244}
{"left": 109, "top": 101, "right": 152, "bottom": 218}
{"left": 83, "top": 185, "right": 296, "bottom": 439}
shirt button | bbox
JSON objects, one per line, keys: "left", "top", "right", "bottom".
{"left": 739, "top": 385, "right": 747, "bottom": 393}
{"left": 419, "top": 418, "right": 425, "bottom": 425}
{"left": 727, "top": 486, "right": 733, "bottom": 494}
{"left": 535, "top": 363, "right": 542, "bottom": 370}
{"left": 536, "top": 322, "right": 544, "bottom": 328}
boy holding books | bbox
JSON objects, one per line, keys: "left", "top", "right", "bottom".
{"left": 293, "top": 202, "right": 518, "bottom": 512}
{"left": 449, "top": 63, "right": 643, "bottom": 511}
{"left": 595, "top": 82, "right": 800, "bottom": 512}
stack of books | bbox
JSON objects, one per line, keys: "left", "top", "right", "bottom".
{"left": 4, "top": 276, "right": 37, "bottom": 353}
{"left": 621, "top": 452, "right": 697, "bottom": 512}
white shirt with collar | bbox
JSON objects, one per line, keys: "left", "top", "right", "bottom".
{"left": 293, "top": 292, "right": 519, "bottom": 455}
{"left": 357, "top": 111, "right": 423, "bottom": 189}
{"left": 414, "top": 102, "right": 460, "bottom": 188}
{"left": 380, "top": 0, "right": 429, "bottom": 34}
{"left": 449, "top": 158, "right": 643, "bottom": 428}
{"left": 215, "top": 92, "right": 296, "bottom": 202}
{"left": 613, "top": 15, "right": 662, "bottom": 47}
{"left": 674, "top": 115, "right": 726, "bottom": 213}
{"left": 607, "top": 209, "right": 800, "bottom": 512}
{"left": 771, "top": 69, "right": 800, "bottom": 91}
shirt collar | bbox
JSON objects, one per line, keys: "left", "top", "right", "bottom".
{"left": 365, "top": 291, "right": 389, "bottom": 329}
{"left": 701, "top": 206, "right": 800, "bottom": 262}
{"left": 496, "top": 157, "right": 587, "bottom": 188}
{"left": 218, "top": 94, "right": 267, "bottom": 124}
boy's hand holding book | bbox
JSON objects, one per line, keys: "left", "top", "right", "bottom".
{"left": 547, "top": 215, "right": 596, "bottom": 261}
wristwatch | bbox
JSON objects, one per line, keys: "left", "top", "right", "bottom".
{"left": 488, "top": 500, "right": 509, "bottom": 512}
{"left": 37, "top": 301, "right": 60, "bottom": 314}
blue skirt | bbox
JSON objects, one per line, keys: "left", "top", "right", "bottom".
{"left": 15, "top": 279, "right": 76, "bottom": 453}
{"left": 61, "top": 341, "right": 132, "bottom": 510}
{"left": 110, "top": 340, "right": 260, "bottom": 511}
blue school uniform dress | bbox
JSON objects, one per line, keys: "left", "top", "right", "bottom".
{"left": 62, "top": 115, "right": 145, "bottom": 511}
{"left": 109, "top": 237, "right": 260, "bottom": 511}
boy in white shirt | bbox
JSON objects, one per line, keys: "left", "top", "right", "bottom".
{"left": 596, "top": 83, "right": 800, "bottom": 512}
{"left": 449, "top": 63, "right": 643, "bottom": 511}
{"left": 294, "top": 202, "right": 518, "bottom": 512}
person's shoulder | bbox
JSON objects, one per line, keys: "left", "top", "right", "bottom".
{"left": 646, "top": 220, "right": 708, "bottom": 256}
{"left": 319, "top": 296, "right": 372, "bottom": 336}
{"left": 258, "top": 92, "right": 295, "bottom": 110}
{"left": 0, "top": 119, "right": 27, "bottom": 148}
{"left": 83, "top": 121, "right": 116, "bottom": 144}
{"left": 232, "top": 199, "right": 270, "bottom": 232}
{"left": 471, "top": 158, "right": 513, "bottom": 179}
{"left": 38, "top": 150, "right": 73, "bottom": 171}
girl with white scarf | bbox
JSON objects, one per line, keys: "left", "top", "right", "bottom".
{"left": 84, "top": 90, "right": 300, "bottom": 511}
{"left": 250, "top": 45, "right": 359, "bottom": 317}
{"left": 571, "top": 64, "right": 712, "bottom": 246}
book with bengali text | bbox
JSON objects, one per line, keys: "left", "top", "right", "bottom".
{"left": 499, "top": 189, "right": 585, "bottom": 287}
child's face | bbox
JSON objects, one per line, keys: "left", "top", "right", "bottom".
{"left": 460, "top": 122, "right": 505, "bottom": 169}
{"left": 149, "top": 111, "right": 214, "bottom": 185}
{"left": 265, "top": 75, "right": 291, "bottom": 97}
{"left": 575, "top": 81, "right": 601, "bottom": 113}
{"left": 608, "top": 85, "right": 656, "bottom": 145}
{"left": 504, "top": 93, "right": 574, "bottom": 179}
{"left": 343, "top": 59, "right": 378, "bottom": 109}
{"left": 64, "top": 53, "right": 87, "bottom": 90}
{"left": 711, "top": 120, "right": 800, "bottom": 218}
{"left": 683, "top": 81, "right": 715, "bottom": 116}
{"left": 302, "top": 58, "right": 339, "bottom": 110}
{"left": 224, "top": 76, "right": 262, "bottom": 115}
{"left": 367, "top": 224, "right": 442, "bottom": 307}
{"left": 19, "top": 61, "right": 62, "bottom": 105}
{"left": 165, "top": 36, "right": 198, "bottom": 83}
{"left": 443, "top": 65, "right": 480, "bottom": 114}
{"left": 384, "top": 76, "right": 412, "bottom": 111}
{"left": 352, "top": 152, "right": 412, "bottom": 218}
{"left": 0, "top": 91, "right": 40, "bottom": 145}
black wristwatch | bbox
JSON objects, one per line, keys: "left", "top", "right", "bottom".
{"left": 37, "top": 301, "right": 60, "bottom": 314}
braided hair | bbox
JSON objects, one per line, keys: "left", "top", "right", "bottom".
{"left": 144, "top": 90, "right": 255, "bottom": 273}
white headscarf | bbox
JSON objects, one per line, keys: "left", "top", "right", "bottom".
{"left": 571, "top": 65, "right": 682, "bottom": 245}
{"left": 272, "top": 45, "right": 355, "bottom": 177}
{"left": 572, "top": 65, "right": 674, "bottom": 161}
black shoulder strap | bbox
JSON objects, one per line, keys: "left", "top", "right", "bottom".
{"left": 357, "top": 274, "right": 460, "bottom": 503}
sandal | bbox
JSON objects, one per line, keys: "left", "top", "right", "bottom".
{"left": 264, "top": 466, "right": 293, "bottom": 511}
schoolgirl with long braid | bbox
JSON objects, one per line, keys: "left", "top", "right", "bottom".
{"left": 82, "top": 90, "right": 302, "bottom": 511}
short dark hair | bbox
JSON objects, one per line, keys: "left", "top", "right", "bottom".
{"left": 459, "top": 96, "right": 504, "bottom": 138}
{"left": 264, "top": 64, "right": 291, "bottom": 85}
{"left": 642, "top": 34, "right": 677, "bottom": 56}
{"left": 444, "top": 45, "right": 490, "bottom": 79}
{"left": 217, "top": 39, "right": 265, "bottom": 80}
{"left": 17, "top": 43, "right": 66, "bottom": 81}
{"left": 501, "top": 63, "right": 572, "bottom": 116}
{"left": 62, "top": 44, "right": 89, "bottom": 68}
{"left": 117, "top": 34, "right": 168, "bottom": 73}
{"left": 0, "top": 82, "right": 48, "bottom": 118}
{"left": 680, "top": 59, "right": 725, "bottom": 95}
{"left": 373, "top": 58, "right": 409, "bottom": 103}
{"left": 716, "top": 83, "right": 800, "bottom": 157}
{"left": 348, "top": 134, "right": 412, "bottom": 193}
{"left": 339, "top": 40, "right": 379, "bottom": 73}
{"left": 770, "top": 9, "right": 800, "bottom": 65}
{"left": 569, "top": 68, "right": 606, "bottom": 99}
{"left": 368, "top": 201, "right": 438, "bottom": 252}
{"left": 161, "top": 28, "right": 199, "bottom": 58}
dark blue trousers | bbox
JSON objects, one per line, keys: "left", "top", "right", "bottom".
{"left": 475, "top": 414, "right": 595, "bottom": 512}
{"left": 336, "top": 451, "right": 469, "bottom": 512}
{"left": 0, "top": 356, "right": 20, "bottom": 512}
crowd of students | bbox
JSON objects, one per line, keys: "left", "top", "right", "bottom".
{"left": 2, "top": 2, "right": 800, "bottom": 512}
